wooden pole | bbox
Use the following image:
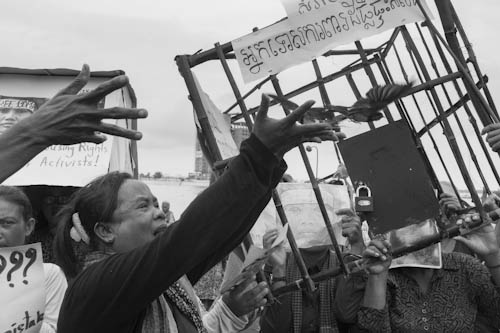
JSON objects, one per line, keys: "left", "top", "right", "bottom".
{"left": 400, "top": 26, "right": 486, "bottom": 217}
{"left": 423, "top": 0, "right": 498, "bottom": 124}
{"left": 214, "top": 43, "right": 317, "bottom": 293}
{"left": 270, "top": 74, "right": 348, "bottom": 275}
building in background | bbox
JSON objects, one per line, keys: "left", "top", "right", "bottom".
{"left": 231, "top": 122, "right": 250, "bottom": 148}
{"left": 194, "top": 139, "right": 211, "bottom": 180}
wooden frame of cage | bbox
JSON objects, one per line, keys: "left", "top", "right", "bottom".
{"left": 175, "top": 0, "right": 500, "bottom": 296}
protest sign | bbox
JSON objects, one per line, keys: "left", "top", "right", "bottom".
{"left": 192, "top": 73, "right": 239, "bottom": 160}
{"left": 0, "top": 68, "right": 136, "bottom": 186}
{"left": 250, "top": 183, "right": 351, "bottom": 249}
{"left": 2, "top": 93, "right": 113, "bottom": 187}
{"left": 0, "top": 243, "right": 45, "bottom": 333}
{"left": 389, "top": 219, "right": 442, "bottom": 269}
{"left": 232, "top": 0, "right": 431, "bottom": 83}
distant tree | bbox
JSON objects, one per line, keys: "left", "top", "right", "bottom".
{"left": 153, "top": 171, "right": 163, "bottom": 179}
{"left": 145, "top": 172, "right": 151, "bottom": 178}
{"left": 139, "top": 173, "right": 145, "bottom": 178}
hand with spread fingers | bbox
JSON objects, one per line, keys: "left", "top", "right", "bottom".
{"left": 362, "top": 238, "right": 392, "bottom": 275}
{"left": 222, "top": 274, "right": 269, "bottom": 317}
{"left": 253, "top": 94, "right": 345, "bottom": 158}
{"left": 0, "top": 64, "right": 147, "bottom": 183}
{"left": 336, "top": 208, "right": 365, "bottom": 254}
{"left": 19, "top": 64, "right": 146, "bottom": 145}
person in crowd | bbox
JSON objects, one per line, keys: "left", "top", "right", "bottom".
{"left": 53, "top": 94, "right": 343, "bottom": 332}
{"left": 0, "top": 64, "right": 146, "bottom": 183}
{"left": 21, "top": 186, "right": 78, "bottom": 263}
{"left": 260, "top": 208, "right": 365, "bottom": 333}
{"left": 354, "top": 211, "right": 500, "bottom": 332}
{"left": 162, "top": 200, "right": 176, "bottom": 225}
{"left": 0, "top": 185, "right": 67, "bottom": 332}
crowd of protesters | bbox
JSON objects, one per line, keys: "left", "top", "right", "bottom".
{"left": 1, "top": 65, "right": 500, "bottom": 332}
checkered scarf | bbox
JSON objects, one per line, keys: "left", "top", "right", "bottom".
{"left": 286, "top": 250, "right": 338, "bottom": 333}
{"left": 83, "top": 251, "right": 207, "bottom": 333}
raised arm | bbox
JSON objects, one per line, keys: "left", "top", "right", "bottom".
{"left": 0, "top": 64, "right": 146, "bottom": 183}
{"left": 63, "top": 95, "right": 343, "bottom": 330}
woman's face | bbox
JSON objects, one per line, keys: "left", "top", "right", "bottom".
{"left": 109, "top": 180, "right": 167, "bottom": 253}
{"left": 0, "top": 199, "right": 34, "bottom": 247}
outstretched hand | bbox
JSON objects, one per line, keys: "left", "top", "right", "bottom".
{"left": 253, "top": 94, "right": 345, "bottom": 158}
{"left": 16, "top": 64, "right": 147, "bottom": 146}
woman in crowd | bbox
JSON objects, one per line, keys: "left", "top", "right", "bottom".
{"left": 357, "top": 213, "right": 500, "bottom": 332}
{"left": 0, "top": 185, "right": 67, "bottom": 332}
{"left": 53, "top": 95, "right": 343, "bottom": 332}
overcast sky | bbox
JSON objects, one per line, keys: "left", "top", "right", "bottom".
{"left": 2, "top": 0, "right": 499, "bottom": 181}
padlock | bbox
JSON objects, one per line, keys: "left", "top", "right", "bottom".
{"left": 355, "top": 185, "right": 374, "bottom": 212}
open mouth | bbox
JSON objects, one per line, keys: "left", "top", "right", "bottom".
{"left": 153, "top": 224, "right": 168, "bottom": 237}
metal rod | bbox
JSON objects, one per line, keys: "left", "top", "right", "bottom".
{"left": 449, "top": 3, "right": 499, "bottom": 117}
{"left": 231, "top": 57, "right": 382, "bottom": 122}
{"left": 270, "top": 74, "right": 348, "bottom": 275}
{"left": 376, "top": 54, "right": 443, "bottom": 194}
{"left": 214, "top": 42, "right": 317, "bottom": 293}
{"left": 311, "top": 59, "right": 343, "bottom": 164}
{"left": 415, "top": 79, "right": 484, "bottom": 137}
{"left": 345, "top": 73, "right": 375, "bottom": 130}
{"left": 393, "top": 43, "right": 461, "bottom": 199}
{"left": 425, "top": 26, "right": 500, "bottom": 188}
{"left": 355, "top": 40, "right": 394, "bottom": 122}
{"left": 400, "top": 26, "right": 485, "bottom": 217}
{"left": 422, "top": 0, "right": 499, "bottom": 124}
{"left": 274, "top": 215, "right": 486, "bottom": 296}
{"left": 415, "top": 23, "right": 491, "bottom": 195}
{"left": 223, "top": 76, "right": 272, "bottom": 114}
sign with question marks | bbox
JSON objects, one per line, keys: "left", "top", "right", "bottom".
{"left": 1, "top": 243, "right": 45, "bottom": 333}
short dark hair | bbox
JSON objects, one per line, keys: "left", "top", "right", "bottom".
{"left": 0, "top": 185, "right": 33, "bottom": 222}
{"left": 54, "top": 171, "right": 132, "bottom": 278}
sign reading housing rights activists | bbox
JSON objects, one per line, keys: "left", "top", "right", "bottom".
{"left": 232, "top": 0, "right": 432, "bottom": 83}
{"left": 0, "top": 67, "right": 138, "bottom": 187}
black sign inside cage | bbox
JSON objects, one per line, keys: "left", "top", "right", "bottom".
{"left": 338, "top": 120, "right": 440, "bottom": 235}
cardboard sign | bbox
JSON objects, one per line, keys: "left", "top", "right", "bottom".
{"left": 191, "top": 74, "right": 239, "bottom": 160}
{"left": 2, "top": 93, "right": 113, "bottom": 187}
{"left": 250, "top": 183, "right": 352, "bottom": 249}
{"left": 388, "top": 219, "right": 442, "bottom": 269}
{"left": 0, "top": 243, "right": 45, "bottom": 333}
{"left": 232, "top": 0, "right": 431, "bottom": 82}
{"left": 0, "top": 69, "right": 136, "bottom": 186}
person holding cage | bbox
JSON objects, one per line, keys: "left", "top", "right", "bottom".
{"left": 332, "top": 197, "right": 500, "bottom": 333}
{"left": 52, "top": 94, "right": 344, "bottom": 332}
{"left": 260, "top": 207, "right": 365, "bottom": 333}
